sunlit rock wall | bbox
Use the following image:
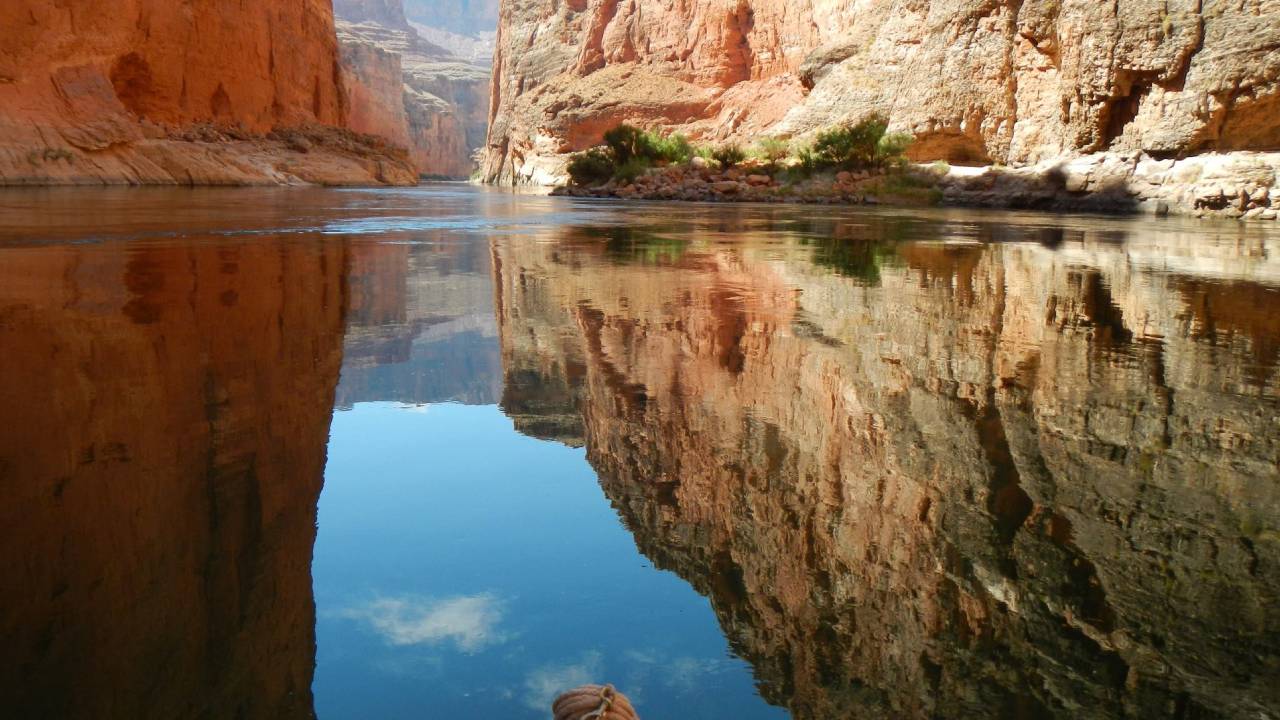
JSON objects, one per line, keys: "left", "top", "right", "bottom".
{"left": 0, "top": 238, "right": 348, "bottom": 718}
{"left": 492, "top": 218, "right": 1280, "bottom": 718}
{"left": 0, "top": 0, "right": 416, "bottom": 185}
{"left": 483, "top": 0, "right": 1280, "bottom": 184}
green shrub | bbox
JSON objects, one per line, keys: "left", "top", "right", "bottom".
{"left": 652, "top": 133, "right": 695, "bottom": 164}
{"left": 712, "top": 144, "right": 747, "bottom": 169}
{"left": 614, "top": 158, "right": 650, "bottom": 184}
{"left": 751, "top": 137, "right": 791, "bottom": 163}
{"left": 876, "top": 132, "right": 914, "bottom": 168}
{"left": 566, "top": 147, "right": 616, "bottom": 186}
{"left": 804, "top": 116, "right": 914, "bottom": 171}
{"left": 603, "top": 124, "right": 656, "bottom": 165}
{"left": 812, "top": 116, "right": 888, "bottom": 170}
{"left": 603, "top": 124, "right": 698, "bottom": 165}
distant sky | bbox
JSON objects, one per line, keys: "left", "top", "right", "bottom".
{"left": 404, "top": 0, "right": 500, "bottom": 36}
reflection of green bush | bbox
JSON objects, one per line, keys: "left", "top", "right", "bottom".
{"left": 576, "top": 226, "right": 691, "bottom": 265}
{"left": 802, "top": 239, "right": 895, "bottom": 284}
{"left": 796, "top": 217, "right": 910, "bottom": 285}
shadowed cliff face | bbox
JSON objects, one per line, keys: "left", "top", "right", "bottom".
{"left": 493, "top": 211, "right": 1280, "bottom": 719}
{"left": 0, "top": 235, "right": 349, "bottom": 718}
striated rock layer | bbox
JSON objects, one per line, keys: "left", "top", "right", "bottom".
{"left": 493, "top": 211, "right": 1280, "bottom": 718}
{"left": 0, "top": 0, "right": 415, "bottom": 185}
{"left": 0, "top": 231, "right": 349, "bottom": 718}
{"left": 483, "top": 0, "right": 1280, "bottom": 185}
{"left": 337, "top": 0, "right": 492, "bottom": 177}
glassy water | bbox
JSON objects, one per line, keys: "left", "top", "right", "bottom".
{"left": 1, "top": 185, "right": 1278, "bottom": 720}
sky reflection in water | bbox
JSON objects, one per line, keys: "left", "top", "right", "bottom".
{"left": 315, "top": 403, "right": 782, "bottom": 720}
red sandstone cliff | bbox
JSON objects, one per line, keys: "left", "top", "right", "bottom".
{"left": 0, "top": 0, "right": 416, "bottom": 185}
{"left": 492, "top": 216, "right": 1280, "bottom": 718}
{"left": 483, "top": 0, "right": 1280, "bottom": 185}
{"left": 0, "top": 232, "right": 348, "bottom": 717}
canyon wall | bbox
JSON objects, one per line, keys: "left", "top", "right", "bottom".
{"left": 0, "top": 233, "right": 349, "bottom": 717}
{"left": 492, "top": 213, "right": 1280, "bottom": 718}
{"left": 337, "top": 237, "right": 501, "bottom": 408}
{"left": 0, "top": 0, "right": 415, "bottom": 185}
{"left": 483, "top": 0, "right": 1280, "bottom": 185}
{"left": 337, "top": 0, "right": 493, "bottom": 177}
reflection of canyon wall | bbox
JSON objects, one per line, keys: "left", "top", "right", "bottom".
{"left": 483, "top": 0, "right": 1280, "bottom": 184}
{"left": 493, "top": 219, "right": 1280, "bottom": 719}
{"left": 337, "top": 0, "right": 491, "bottom": 178}
{"left": 338, "top": 237, "right": 500, "bottom": 407}
{"left": 0, "top": 239, "right": 348, "bottom": 718}
{"left": 0, "top": 0, "right": 416, "bottom": 185}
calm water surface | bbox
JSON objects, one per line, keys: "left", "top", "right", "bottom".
{"left": 2, "top": 185, "right": 1278, "bottom": 719}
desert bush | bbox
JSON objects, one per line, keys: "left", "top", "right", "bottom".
{"left": 751, "top": 137, "right": 791, "bottom": 163}
{"left": 603, "top": 124, "right": 656, "bottom": 165}
{"left": 712, "top": 144, "right": 747, "bottom": 169}
{"left": 566, "top": 147, "right": 616, "bottom": 186}
{"left": 652, "top": 133, "right": 695, "bottom": 164}
{"left": 614, "top": 158, "right": 651, "bottom": 184}
{"left": 876, "top": 131, "right": 914, "bottom": 169}
{"left": 602, "top": 124, "right": 700, "bottom": 167}
{"left": 812, "top": 116, "right": 888, "bottom": 170}
{"left": 805, "top": 116, "right": 915, "bottom": 171}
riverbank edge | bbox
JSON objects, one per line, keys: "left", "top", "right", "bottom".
{"left": 550, "top": 150, "right": 1280, "bottom": 222}
{"left": 0, "top": 125, "right": 419, "bottom": 188}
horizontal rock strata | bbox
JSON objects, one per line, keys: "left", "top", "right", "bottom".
{"left": 483, "top": 0, "right": 1280, "bottom": 188}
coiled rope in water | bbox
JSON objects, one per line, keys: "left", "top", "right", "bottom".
{"left": 552, "top": 684, "right": 639, "bottom": 720}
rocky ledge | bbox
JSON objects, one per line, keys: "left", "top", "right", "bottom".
{"left": 555, "top": 151, "right": 1280, "bottom": 221}
{"left": 2, "top": 123, "right": 417, "bottom": 187}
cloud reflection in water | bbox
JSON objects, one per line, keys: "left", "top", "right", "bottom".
{"left": 342, "top": 594, "right": 505, "bottom": 653}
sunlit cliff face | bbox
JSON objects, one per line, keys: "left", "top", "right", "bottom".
{"left": 0, "top": 236, "right": 349, "bottom": 719}
{"left": 492, "top": 211, "right": 1280, "bottom": 719}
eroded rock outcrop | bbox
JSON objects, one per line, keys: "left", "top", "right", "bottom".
{"left": 483, "top": 0, "right": 1280, "bottom": 185}
{"left": 337, "top": 0, "right": 492, "bottom": 178}
{"left": 0, "top": 233, "right": 348, "bottom": 717}
{"left": 0, "top": 0, "right": 416, "bottom": 185}
{"left": 493, "top": 213, "right": 1280, "bottom": 718}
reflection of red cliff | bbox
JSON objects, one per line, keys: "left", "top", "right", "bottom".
{"left": 0, "top": 238, "right": 348, "bottom": 718}
{"left": 0, "top": 0, "right": 415, "bottom": 185}
{"left": 493, "top": 224, "right": 1280, "bottom": 719}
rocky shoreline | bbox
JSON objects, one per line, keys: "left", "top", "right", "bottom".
{"left": 1, "top": 124, "right": 418, "bottom": 187}
{"left": 553, "top": 150, "right": 1280, "bottom": 222}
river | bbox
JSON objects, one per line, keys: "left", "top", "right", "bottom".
{"left": 2, "top": 185, "right": 1277, "bottom": 719}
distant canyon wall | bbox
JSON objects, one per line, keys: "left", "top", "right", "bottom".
{"left": 492, "top": 218, "right": 1280, "bottom": 718}
{"left": 0, "top": 236, "right": 348, "bottom": 718}
{"left": 337, "top": 0, "right": 493, "bottom": 177}
{"left": 0, "top": 0, "right": 416, "bottom": 185}
{"left": 483, "top": 0, "right": 1280, "bottom": 185}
